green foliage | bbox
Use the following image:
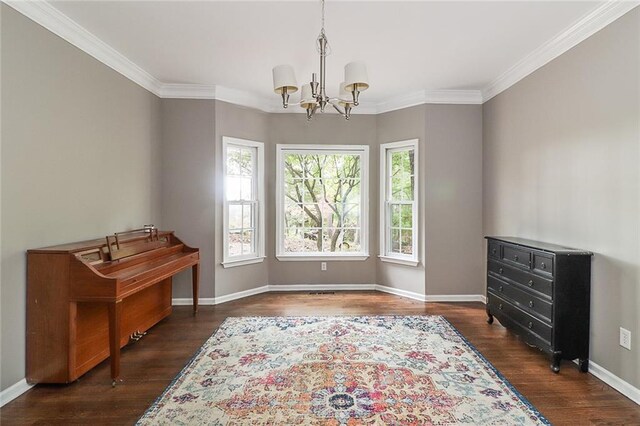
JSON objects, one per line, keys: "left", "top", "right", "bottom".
{"left": 283, "top": 153, "right": 362, "bottom": 252}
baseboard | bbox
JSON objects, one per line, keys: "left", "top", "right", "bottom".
{"left": 374, "top": 284, "right": 426, "bottom": 301}
{"left": 269, "top": 284, "right": 377, "bottom": 292}
{"left": 215, "top": 285, "right": 270, "bottom": 304}
{"left": 172, "top": 297, "right": 216, "bottom": 306}
{"left": 172, "top": 284, "right": 486, "bottom": 306}
{"left": 585, "top": 360, "right": 640, "bottom": 406}
{"left": 0, "top": 379, "right": 33, "bottom": 407}
{"left": 425, "top": 294, "right": 487, "bottom": 303}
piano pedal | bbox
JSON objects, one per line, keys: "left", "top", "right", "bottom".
{"left": 129, "top": 330, "right": 147, "bottom": 343}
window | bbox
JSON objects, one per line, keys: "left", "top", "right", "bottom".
{"left": 276, "top": 145, "right": 369, "bottom": 260}
{"left": 380, "top": 140, "right": 419, "bottom": 266}
{"left": 222, "top": 137, "right": 265, "bottom": 267}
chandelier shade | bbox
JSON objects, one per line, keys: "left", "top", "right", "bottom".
{"left": 300, "top": 84, "right": 317, "bottom": 109}
{"left": 272, "top": 64, "right": 298, "bottom": 95}
{"left": 338, "top": 82, "right": 354, "bottom": 108}
{"left": 344, "top": 61, "right": 369, "bottom": 92}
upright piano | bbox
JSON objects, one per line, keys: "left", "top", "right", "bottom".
{"left": 26, "top": 227, "right": 199, "bottom": 385}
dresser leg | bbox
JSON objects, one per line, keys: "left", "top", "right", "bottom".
{"left": 550, "top": 351, "right": 562, "bottom": 373}
{"left": 579, "top": 358, "right": 589, "bottom": 373}
{"left": 108, "top": 300, "right": 123, "bottom": 385}
{"left": 486, "top": 307, "right": 494, "bottom": 324}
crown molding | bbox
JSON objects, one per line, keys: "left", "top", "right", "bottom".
{"left": 482, "top": 1, "right": 640, "bottom": 102}
{"left": 6, "top": 0, "right": 638, "bottom": 111}
{"left": 376, "top": 89, "right": 483, "bottom": 114}
{"left": 157, "top": 83, "right": 216, "bottom": 100}
{"left": 3, "top": 0, "right": 163, "bottom": 96}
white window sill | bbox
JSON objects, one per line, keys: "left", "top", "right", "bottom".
{"left": 378, "top": 255, "right": 419, "bottom": 267}
{"left": 222, "top": 256, "right": 266, "bottom": 268}
{"left": 276, "top": 254, "right": 369, "bottom": 262}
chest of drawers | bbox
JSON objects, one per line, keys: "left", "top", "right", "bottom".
{"left": 485, "top": 237, "right": 592, "bottom": 373}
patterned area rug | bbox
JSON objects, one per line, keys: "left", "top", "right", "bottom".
{"left": 138, "top": 316, "right": 549, "bottom": 425}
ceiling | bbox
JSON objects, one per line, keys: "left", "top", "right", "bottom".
{"left": 17, "top": 1, "right": 635, "bottom": 110}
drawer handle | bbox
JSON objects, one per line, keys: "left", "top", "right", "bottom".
{"left": 499, "top": 285, "right": 503, "bottom": 292}
{"left": 492, "top": 248, "right": 496, "bottom": 254}
{"left": 541, "top": 262, "right": 547, "bottom": 269}
{"left": 499, "top": 268, "right": 504, "bottom": 274}
{"left": 528, "top": 321, "right": 533, "bottom": 329}
{"left": 514, "top": 255, "right": 519, "bottom": 261}
{"left": 528, "top": 300, "right": 534, "bottom": 308}
{"left": 528, "top": 280, "right": 534, "bottom": 287}
{"left": 498, "top": 303, "right": 503, "bottom": 310}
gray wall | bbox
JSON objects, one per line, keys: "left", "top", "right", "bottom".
{"left": 376, "top": 106, "right": 428, "bottom": 295}
{"left": 267, "top": 113, "right": 379, "bottom": 286}
{"left": 483, "top": 9, "right": 639, "bottom": 388}
{"left": 1, "top": 6, "right": 162, "bottom": 390}
{"left": 160, "top": 99, "right": 216, "bottom": 298}
{"left": 214, "top": 102, "right": 270, "bottom": 296}
{"left": 424, "top": 105, "right": 484, "bottom": 296}
{"left": 376, "top": 105, "right": 483, "bottom": 297}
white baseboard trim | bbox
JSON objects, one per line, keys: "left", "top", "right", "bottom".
{"left": 172, "top": 297, "right": 216, "bottom": 306}
{"left": 172, "top": 284, "right": 486, "bottom": 306}
{"left": 269, "top": 284, "right": 377, "bottom": 292}
{"left": 585, "top": 360, "right": 640, "bottom": 406}
{"left": 374, "top": 285, "right": 426, "bottom": 302}
{"left": 0, "top": 379, "right": 33, "bottom": 408}
{"left": 426, "top": 294, "right": 487, "bottom": 304}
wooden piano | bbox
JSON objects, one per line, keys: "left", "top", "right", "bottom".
{"left": 26, "top": 227, "right": 199, "bottom": 386}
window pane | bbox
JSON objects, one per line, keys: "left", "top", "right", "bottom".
{"left": 240, "top": 177, "right": 253, "bottom": 200}
{"left": 401, "top": 230, "right": 413, "bottom": 255}
{"left": 342, "top": 205, "right": 360, "bottom": 227}
{"left": 283, "top": 228, "right": 301, "bottom": 252}
{"left": 391, "top": 174, "right": 413, "bottom": 201}
{"left": 239, "top": 148, "right": 253, "bottom": 176}
{"left": 226, "top": 176, "right": 242, "bottom": 201}
{"left": 228, "top": 231, "right": 242, "bottom": 257}
{"left": 391, "top": 229, "right": 400, "bottom": 253}
{"left": 284, "top": 204, "right": 305, "bottom": 228}
{"left": 299, "top": 229, "right": 321, "bottom": 252}
{"left": 340, "top": 229, "right": 360, "bottom": 252}
{"left": 241, "top": 230, "right": 254, "bottom": 255}
{"left": 227, "top": 147, "right": 242, "bottom": 175}
{"left": 391, "top": 149, "right": 414, "bottom": 175}
{"left": 228, "top": 204, "right": 242, "bottom": 230}
{"left": 391, "top": 204, "right": 401, "bottom": 227}
{"left": 242, "top": 204, "right": 253, "bottom": 229}
{"left": 401, "top": 205, "right": 413, "bottom": 228}
{"left": 281, "top": 151, "right": 363, "bottom": 255}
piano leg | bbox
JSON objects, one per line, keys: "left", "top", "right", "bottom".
{"left": 192, "top": 263, "right": 199, "bottom": 315}
{"left": 108, "top": 299, "right": 123, "bottom": 386}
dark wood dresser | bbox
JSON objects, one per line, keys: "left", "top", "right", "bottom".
{"left": 485, "top": 236, "right": 592, "bottom": 373}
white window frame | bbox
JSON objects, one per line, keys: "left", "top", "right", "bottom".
{"left": 222, "top": 137, "right": 265, "bottom": 268}
{"left": 379, "top": 139, "right": 419, "bottom": 266}
{"left": 276, "top": 144, "right": 369, "bottom": 261}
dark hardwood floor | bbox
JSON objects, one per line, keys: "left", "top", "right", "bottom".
{"left": 2, "top": 291, "right": 639, "bottom": 425}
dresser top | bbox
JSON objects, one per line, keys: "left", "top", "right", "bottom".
{"left": 485, "top": 236, "right": 593, "bottom": 256}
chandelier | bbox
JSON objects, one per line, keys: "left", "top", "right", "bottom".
{"left": 271, "top": 0, "right": 369, "bottom": 120}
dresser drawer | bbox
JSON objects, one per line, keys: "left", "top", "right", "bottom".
{"left": 488, "top": 259, "right": 553, "bottom": 299}
{"left": 487, "top": 276, "right": 553, "bottom": 322}
{"left": 502, "top": 244, "right": 531, "bottom": 268}
{"left": 487, "top": 293, "right": 552, "bottom": 344}
{"left": 533, "top": 253, "right": 554, "bottom": 276}
{"left": 488, "top": 240, "right": 501, "bottom": 259}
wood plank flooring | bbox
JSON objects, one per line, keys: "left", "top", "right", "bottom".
{"left": 2, "top": 291, "right": 639, "bottom": 425}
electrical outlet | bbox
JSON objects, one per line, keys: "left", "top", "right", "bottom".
{"left": 620, "top": 327, "right": 631, "bottom": 350}
{"left": 321, "top": 262, "right": 327, "bottom": 271}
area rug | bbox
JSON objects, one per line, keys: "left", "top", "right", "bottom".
{"left": 138, "top": 316, "right": 549, "bottom": 425}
